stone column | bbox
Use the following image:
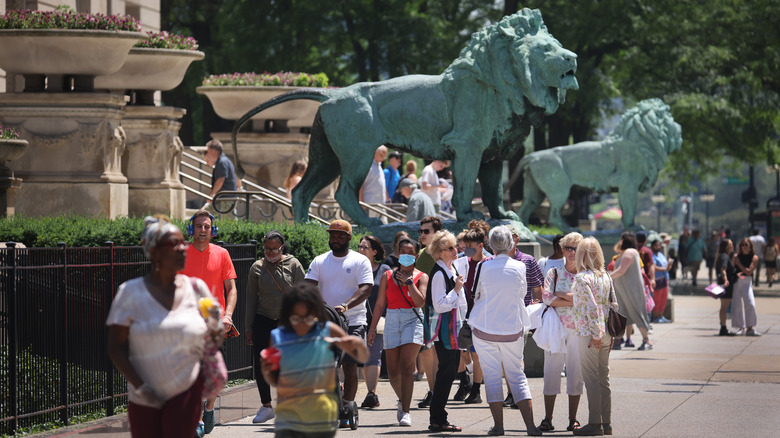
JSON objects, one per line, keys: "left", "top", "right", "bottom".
{"left": 121, "top": 106, "right": 187, "bottom": 218}
{"left": 0, "top": 93, "right": 128, "bottom": 218}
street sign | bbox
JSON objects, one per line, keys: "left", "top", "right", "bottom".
{"left": 725, "top": 176, "right": 749, "bottom": 185}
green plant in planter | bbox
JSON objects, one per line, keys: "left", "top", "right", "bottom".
{"left": 202, "top": 71, "right": 329, "bottom": 88}
{"left": 0, "top": 124, "right": 19, "bottom": 140}
{"left": 134, "top": 31, "right": 198, "bottom": 50}
{"left": 0, "top": 6, "right": 140, "bottom": 31}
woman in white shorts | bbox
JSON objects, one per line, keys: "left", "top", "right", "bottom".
{"left": 368, "top": 239, "right": 429, "bottom": 427}
{"left": 538, "top": 232, "right": 584, "bottom": 433}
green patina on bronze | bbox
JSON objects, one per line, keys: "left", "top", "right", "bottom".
{"left": 517, "top": 98, "right": 683, "bottom": 231}
{"left": 233, "top": 8, "right": 577, "bottom": 227}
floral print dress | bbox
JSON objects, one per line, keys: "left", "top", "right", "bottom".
{"left": 572, "top": 270, "right": 615, "bottom": 340}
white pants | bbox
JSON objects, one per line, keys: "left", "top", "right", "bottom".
{"left": 543, "top": 329, "right": 584, "bottom": 396}
{"left": 732, "top": 277, "right": 757, "bottom": 329}
{"left": 473, "top": 334, "right": 532, "bottom": 403}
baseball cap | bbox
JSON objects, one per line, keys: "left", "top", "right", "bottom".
{"left": 389, "top": 150, "right": 403, "bottom": 159}
{"left": 399, "top": 178, "right": 417, "bottom": 190}
{"left": 505, "top": 223, "right": 523, "bottom": 238}
{"left": 327, "top": 219, "right": 352, "bottom": 235}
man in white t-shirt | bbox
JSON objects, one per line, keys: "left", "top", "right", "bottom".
{"left": 749, "top": 229, "right": 766, "bottom": 286}
{"left": 420, "top": 160, "right": 448, "bottom": 213}
{"left": 305, "top": 220, "right": 373, "bottom": 426}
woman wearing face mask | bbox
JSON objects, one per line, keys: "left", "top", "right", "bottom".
{"left": 368, "top": 239, "right": 429, "bottom": 426}
{"left": 245, "top": 231, "right": 306, "bottom": 424}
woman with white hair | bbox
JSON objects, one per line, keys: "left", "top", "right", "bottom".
{"left": 538, "top": 232, "right": 584, "bottom": 433}
{"left": 571, "top": 237, "right": 616, "bottom": 437}
{"left": 107, "top": 216, "right": 223, "bottom": 438}
{"left": 469, "top": 226, "right": 541, "bottom": 436}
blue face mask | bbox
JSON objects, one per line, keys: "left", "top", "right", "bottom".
{"left": 463, "top": 247, "right": 477, "bottom": 258}
{"left": 398, "top": 254, "right": 416, "bottom": 267}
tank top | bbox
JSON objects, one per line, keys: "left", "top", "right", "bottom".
{"left": 386, "top": 270, "right": 424, "bottom": 309}
{"left": 736, "top": 253, "right": 754, "bottom": 275}
{"left": 272, "top": 321, "right": 339, "bottom": 433}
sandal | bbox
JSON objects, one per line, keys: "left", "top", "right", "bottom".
{"left": 567, "top": 419, "right": 581, "bottom": 431}
{"left": 538, "top": 418, "right": 554, "bottom": 431}
{"left": 429, "top": 422, "right": 462, "bottom": 432}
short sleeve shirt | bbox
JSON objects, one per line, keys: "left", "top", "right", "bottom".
{"left": 180, "top": 243, "right": 237, "bottom": 317}
{"left": 213, "top": 153, "right": 237, "bottom": 192}
{"left": 420, "top": 165, "right": 441, "bottom": 206}
{"left": 305, "top": 250, "right": 374, "bottom": 326}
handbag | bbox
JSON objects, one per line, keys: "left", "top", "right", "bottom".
{"left": 190, "top": 278, "right": 228, "bottom": 400}
{"left": 457, "top": 262, "right": 483, "bottom": 350}
{"left": 606, "top": 278, "right": 627, "bottom": 338}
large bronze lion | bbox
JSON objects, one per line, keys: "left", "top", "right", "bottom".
{"left": 233, "top": 9, "right": 578, "bottom": 226}
{"left": 517, "top": 98, "right": 683, "bottom": 231}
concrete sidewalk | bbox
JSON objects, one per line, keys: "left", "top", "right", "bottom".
{"left": 34, "top": 271, "right": 780, "bottom": 437}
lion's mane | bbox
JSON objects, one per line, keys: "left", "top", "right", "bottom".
{"left": 608, "top": 98, "right": 683, "bottom": 191}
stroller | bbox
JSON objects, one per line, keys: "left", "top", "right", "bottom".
{"left": 323, "top": 303, "right": 359, "bottom": 430}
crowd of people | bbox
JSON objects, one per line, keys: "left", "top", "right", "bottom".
{"left": 108, "top": 213, "right": 633, "bottom": 437}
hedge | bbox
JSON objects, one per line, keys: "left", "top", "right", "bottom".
{"left": 0, "top": 216, "right": 367, "bottom": 268}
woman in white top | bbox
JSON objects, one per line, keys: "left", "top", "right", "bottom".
{"left": 107, "top": 216, "right": 222, "bottom": 438}
{"left": 470, "top": 226, "right": 541, "bottom": 436}
{"left": 424, "top": 230, "right": 468, "bottom": 432}
{"left": 538, "top": 232, "right": 584, "bottom": 433}
{"left": 571, "top": 237, "right": 616, "bottom": 437}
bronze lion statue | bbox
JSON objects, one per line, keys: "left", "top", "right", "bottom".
{"left": 233, "top": 8, "right": 578, "bottom": 226}
{"left": 517, "top": 98, "right": 683, "bottom": 231}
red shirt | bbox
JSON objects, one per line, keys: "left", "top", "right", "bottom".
{"left": 386, "top": 270, "right": 424, "bottom": 309}
{"left": 180, "top": 243, "right": 237, "bottom": 316}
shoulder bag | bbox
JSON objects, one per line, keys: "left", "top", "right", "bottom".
{"left": 457, "top": 262, "right": 483, "bottom": 349}
{"left": 606, "top": 276, "right": 627, "bottom": 338}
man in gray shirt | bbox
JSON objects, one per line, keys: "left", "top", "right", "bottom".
{"left": 399, "top": 178, "right": 436, "bottom": 222}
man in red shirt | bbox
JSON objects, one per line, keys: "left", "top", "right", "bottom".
{"left": 180, "top": 210, "right": 237, "bottom": 436}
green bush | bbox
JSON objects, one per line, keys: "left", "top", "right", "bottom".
{"left": 0, "top": 216, "right": 366, "bottom": 268}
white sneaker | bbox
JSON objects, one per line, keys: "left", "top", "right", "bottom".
{"left": 735, "top": 328, "right": 746, "bottom": 336}
{"left": 397, "top": 400, "right": 403, "bottom": 422}
{"left": 253, "top": 406, "right": 275, "bottom": 424}
{"left": 399, "top": 411, "right": 412, "bottom": 427}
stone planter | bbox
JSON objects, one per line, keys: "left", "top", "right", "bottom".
{"left": 0, "top": 139, "right": 28, "bottom": 163}
{"left": 95, "top": 48, "right": 205, "bottom": 99}
{"left": 0, "top": 29, "right": 146, "bottom": 92}
{"left": 196, "top": 86, "right": 322, "bottom": 129}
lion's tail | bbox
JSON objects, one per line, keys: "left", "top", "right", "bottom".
{"left": 231, "top": 88, "right": 331, "bottom": 178}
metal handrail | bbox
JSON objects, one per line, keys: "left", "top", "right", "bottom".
{"left": 214, "top": 191, "right": 328, "bottom": 224}
{"left": 179, "top": 150, "right": 415, "bottom": 225}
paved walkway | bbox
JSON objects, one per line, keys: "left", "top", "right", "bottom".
{"left": 35, "top": 269, "right": 780, "bottom": 437}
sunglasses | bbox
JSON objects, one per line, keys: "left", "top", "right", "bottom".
{"left": 418, "top": 229, "right": 432, "bottom": 235}
{"left": 289, "top": 315, "right": 318, "bottom": 326}
{"left": 161, "top": 239, "right": 189, "bottom": 249}
{"left": 740, "top": 243, "right": 750, "bottom": 247}
{"left": 564, "top": 246, "right": 577, "bottom": 253}
{"left": 446, "top": 246, "right": 458, "bottom": 251}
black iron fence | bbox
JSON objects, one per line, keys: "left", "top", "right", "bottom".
{"left": 0, "top": 241, "right": 258, "bottom": 435}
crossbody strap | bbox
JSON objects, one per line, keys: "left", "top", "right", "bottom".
{"left": 262, "top": 259, "right": 287, "bottom": 295}
{"left": 390, "top": 270, "right": 424, "bottom": 324}
{"left": 541, "top": 268, "right": 558, "bottom": 318}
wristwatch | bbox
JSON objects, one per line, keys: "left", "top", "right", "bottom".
{"left": 340, "top": 302, "right": 348, "bottom": 310}
{"left": 405, "top": 278, "right": 414, "bottom": 285}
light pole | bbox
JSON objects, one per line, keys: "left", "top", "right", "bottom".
{"left": 700, "top": 192, "right": 715, "bottom": 235}
{"left": 651, "top": 194, "right": 666, "bottom": 232}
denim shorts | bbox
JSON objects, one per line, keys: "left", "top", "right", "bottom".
{"left": 383, "top": 308, "right": 424, "bottom": 349}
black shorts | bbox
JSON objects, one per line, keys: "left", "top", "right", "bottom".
{"left": 341, "top": 324, "right": 367, "bottom": 366}
{"left": 765, "top": 260, "right": 777, "bottom": 269}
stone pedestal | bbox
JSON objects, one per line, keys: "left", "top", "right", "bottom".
{"left": 0, "top": 93, "right": 129, "bottom": 218}
{"left": 121, "top": 106, "right": 186, "bottom": 218}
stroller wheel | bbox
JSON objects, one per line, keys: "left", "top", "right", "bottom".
{"left": 348, "top": 400, "right": 359, "bottom": 430}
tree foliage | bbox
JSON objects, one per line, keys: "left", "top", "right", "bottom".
{"left": 159, "top": 0, "right": 779, "bottom": 187}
